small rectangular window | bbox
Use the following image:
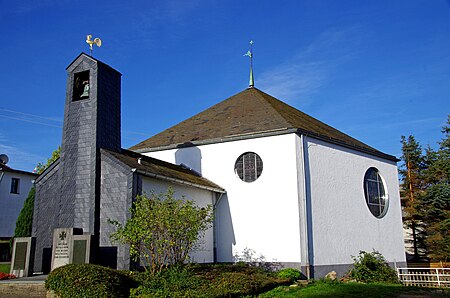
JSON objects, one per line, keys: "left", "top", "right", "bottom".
{"left": 73, "top": 70, "right": 90, "bottom": 101}
{"left": 11, "top": 178, "right": 20, "bottom": 194}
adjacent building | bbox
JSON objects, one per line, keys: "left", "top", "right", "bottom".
{"left": 0, "top": 158, "right": 37, "bottom": 262}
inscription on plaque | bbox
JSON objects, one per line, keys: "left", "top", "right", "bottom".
{"left": 51, "top": 228, "right": 89, "bottom": 270}
{"left": 13, "top": 242, "right": 28, "bottom": 270}
{"left": 51, "top": 228, "right": 73, "bottom": 270}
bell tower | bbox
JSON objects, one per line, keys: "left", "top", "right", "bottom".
{"left": 59, "top": 53, "right": 121, "bottom": 238}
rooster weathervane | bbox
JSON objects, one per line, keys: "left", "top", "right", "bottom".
{"left": 86, "top": 35, "right": 102, "bottom": 56}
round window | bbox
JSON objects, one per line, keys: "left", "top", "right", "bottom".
{"left": 234, "top": 152, "right": 263, "bottom": 182}
{"left": 363, "top": 167, "right": 388, "bottom": 218}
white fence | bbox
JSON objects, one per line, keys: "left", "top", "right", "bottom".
{"left": 397, "top": 267, "right": 450, "bottom": 288}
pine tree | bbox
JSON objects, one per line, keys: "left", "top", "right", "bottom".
{"left": 400, "top": 135, "right": 427, "bottom": 260}
{"left": 420, "top": 117, "right": 450, "bottom": 262}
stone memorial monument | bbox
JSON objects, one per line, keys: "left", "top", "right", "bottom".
{"left": 51, "top": 228, "right": 90, "bottom": 270}
{"left": 10, "top": 237, "right": 34, "bottom": 277}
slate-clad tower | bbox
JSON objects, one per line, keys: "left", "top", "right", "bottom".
{"left": 32, "top": 53, "right": 121, "bottom": 273}
{"left": 60, "top": 53, "right": 121, "bottom": 233}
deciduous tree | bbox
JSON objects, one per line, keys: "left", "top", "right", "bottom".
{"left": 109, "top": 188, "right": 213, "bottom": 274}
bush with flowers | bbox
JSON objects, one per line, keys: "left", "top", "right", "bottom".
{"left": 0, "top": 272, "right": 16, "bottom": 280}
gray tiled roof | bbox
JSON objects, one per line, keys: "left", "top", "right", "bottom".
{"left": 101, "top": 148, "right": 225, "bottom": 193}
{"left": 130, "top": 88, "right": 396, "bottom": 161}
{"left": 0, "top": 163, "right": 38, "bottom": 176}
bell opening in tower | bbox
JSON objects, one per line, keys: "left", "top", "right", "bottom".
{"left": 73, "top": 70, "right": 90, "bottom": 101}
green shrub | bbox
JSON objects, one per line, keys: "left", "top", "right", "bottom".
{"left": 131, "top": 263, "right": 290, "bottom": 298}
{"left": 277, "top": 268, "right": 302, "bottom": 282}
{"left": 348, "top": 251, "right": 399, "bottom": 284}
{"left": 131, "top": 266, "right": 203, "bottom": 297}
{"left": 45, "top": 264, "right": 138, "bottom": 298}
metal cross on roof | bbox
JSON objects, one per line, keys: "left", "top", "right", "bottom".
{"left": 243, "top": 40, "right": 254, "bottom": 88}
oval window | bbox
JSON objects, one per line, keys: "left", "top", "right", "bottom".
{"left": 363, "top": 167, "right": 388, "bottom": 218}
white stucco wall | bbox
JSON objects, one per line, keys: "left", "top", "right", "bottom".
{"left": 143, "top": 133, "right": 302, "bottom": 263}
{"left": 141, "top": 177, "right": 216, "bottom": 263}
{"left": 0, "top": 171, "right": 35, "bottom": 237}
{"left": 304, "top": 136, "right": 406, "bottom": 266}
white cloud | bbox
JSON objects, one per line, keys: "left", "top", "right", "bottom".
{"left": 258, "top": 27, "right": 362, "bottom": 104}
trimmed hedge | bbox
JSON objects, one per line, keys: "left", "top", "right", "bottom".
{"left": 45, "top": 264, "right": 138, "bottom": 298}
{"left": 45, "top": 263, "right": 291, "bottom": 297}
{"left": 131, "top": 264, "right": 291, "bottom": 298}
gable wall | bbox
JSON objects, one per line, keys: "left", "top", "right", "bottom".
{"left": 32, "top": 163, "right": 61, "bottom": 273}
{"left": 99, "top": 153, "right": 135, "bottom": 270}
{"left": 143, "top": 133, "right": 302, "bottom": 264}
{"left": 304, "top": 136, "right": 406, "bottom": 271}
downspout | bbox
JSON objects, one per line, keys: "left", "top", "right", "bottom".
{"left": 298, "top": 134, "right": 311, "bottom": 279}
{"left": 213, "top": 192, "right": 225, "bottom": 263}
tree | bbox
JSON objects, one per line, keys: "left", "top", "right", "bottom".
{"left": 400, "top": 116, "right": 450, "bottom": 262}
{"left": 420, "top": 117, "right": 450, "bottom": 262}
{"left": 13, "top": 187, "right": 35, "bottom": 238}
{"left": 13, "top": 147, "right": 61, "bottom": 238}
{"left": 400, "top": 135, "right": 426, "bottom": 259}
{"left": 34, "top": 146, "right": 61, "bottom": 174}
{"left": 109, "top": 188, "right": 213, "bottom": 274}
{"left": 421, "top": 184, "right": 450, "bottom": 261}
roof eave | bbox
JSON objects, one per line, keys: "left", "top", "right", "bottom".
{"left": 132, "top": 127, "right": 296, "bottom": 153}
{"left": 134, "top": 168, "right": 226, "bottom": 193}
{"left": 132, "top": 128, "right": 399, "bottom": 162}
{"left": 0, "top": 167, "right": 39, "bottom": 177}
{"left": 294, "top": 129, "right": 399, "bottom": 162}
{"left": 34, "top": 158, "right": 60, "bottom": 183}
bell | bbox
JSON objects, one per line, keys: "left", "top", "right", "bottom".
{"left": 80, "top": 82, "right": 90, "bottom": 98}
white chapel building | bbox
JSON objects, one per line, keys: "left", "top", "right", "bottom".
{"left": 130, "top": 86, "right": 406, "bottom": 277}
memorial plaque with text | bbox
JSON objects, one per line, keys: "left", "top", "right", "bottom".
{"left": 51, "top": 228, "right": 72, "bottom": 270}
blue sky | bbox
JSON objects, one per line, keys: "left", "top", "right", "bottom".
{"left": 0, "top": 0, "right": 449, "bottom": 171}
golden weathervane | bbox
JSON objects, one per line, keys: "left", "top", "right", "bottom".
{"left": 86, "top": 35, "right": 102, "bottom": 56}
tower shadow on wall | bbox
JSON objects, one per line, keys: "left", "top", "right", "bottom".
{"left": 175, "top": 142, "right": 202, "bottom": 175}
{"left": 215, "top": 194, "right": 235, "bottom": 262}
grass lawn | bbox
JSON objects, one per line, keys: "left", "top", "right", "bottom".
{"left": 259, "top": 281, "right": 450, "bottom": 297}
{"left": 0, "top": 264, "right": 11, "bottom": 274}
